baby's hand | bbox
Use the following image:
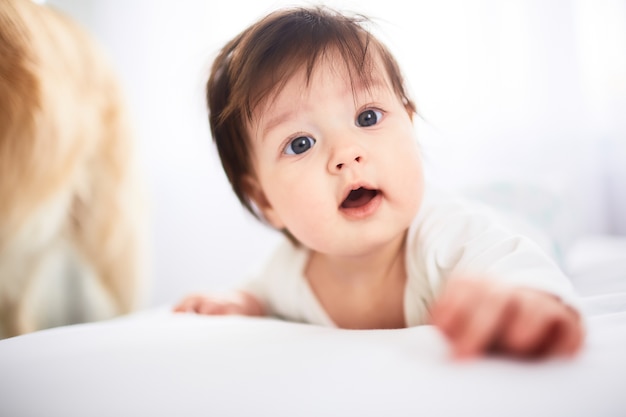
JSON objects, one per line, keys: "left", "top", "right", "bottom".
{"left": 173, "top": 291, "right": 265, "bottom": 317}
{"left": 430, "top": 277, "right": 584, "bottom": 359}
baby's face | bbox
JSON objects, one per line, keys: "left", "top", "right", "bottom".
{"left": 246, "top": 57, "right": 424, "bottom": 256}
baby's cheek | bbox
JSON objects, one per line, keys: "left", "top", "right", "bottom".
{"left": 283, "top": 199, "right": 334, "bottom": 248}
{"left": 396, "top": 152, "right": 424, "bottom": 210}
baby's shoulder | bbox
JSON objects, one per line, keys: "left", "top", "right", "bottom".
{"left": 261, "top": 239, "right": 309, "bottom": 276}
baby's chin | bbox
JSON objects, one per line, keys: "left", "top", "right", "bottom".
{"left": 301, "top": 223, "right": 413, "bottom": 258}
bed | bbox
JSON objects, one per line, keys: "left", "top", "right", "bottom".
{"left": 1, "top": 236, "right": 625, "bottom": 417}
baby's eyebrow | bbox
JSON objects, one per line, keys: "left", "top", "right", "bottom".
{"left": 349, "top": 76, "right": 388, "bottom": 96}
{"left": 344, "top": 80, "right": 396, "bottom": 108}
{"left": 260, "top": 109, "right": 295, "bottom": 140}
{"left": 257, "top": 75, "right": 390, "bottom": 139}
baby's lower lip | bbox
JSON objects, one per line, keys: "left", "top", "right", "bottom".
{"left": 339, "top": 191, "right": 382, "bottom": 219}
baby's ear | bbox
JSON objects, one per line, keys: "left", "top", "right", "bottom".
{"left": 242, "top": 175, "right": 285, "bottom": 230}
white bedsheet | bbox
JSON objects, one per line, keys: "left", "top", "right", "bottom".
{"left": 1, "top": 235, "right": 625, "bottom": 417}
{"left": 0, "top": 300, "right": 625, "bottom": 417}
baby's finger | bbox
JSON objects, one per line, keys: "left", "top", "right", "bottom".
{"left": 198, "top": 299, "right": 226, "bottom": 315}
{"left": 173, "top": 296, "right": 202, "bottom": 313}
{"left": 543, "top": 308, "right": 584, "bottom": 357}
{"left": 453, "top": 288, "right": 512, "bottom": 358}
{"left": 503, "top": 292, "right": 559, "bottom": 357}
{"left": 432, "top": 279, "right": 479, "bottom": 341}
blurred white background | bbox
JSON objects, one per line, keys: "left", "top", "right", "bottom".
{"left": 44, "top": 0, "right": 626, "bottom": 308}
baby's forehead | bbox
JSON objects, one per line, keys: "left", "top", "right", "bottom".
{"left": 253, "top": 54, "right": 394, "bottom": 115}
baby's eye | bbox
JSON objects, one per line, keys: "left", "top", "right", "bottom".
{"left": 356, "top": 109, "right": 383, "bottom": 127}
{"left": 284, "top": 135, "right": 316, "bottom": 155}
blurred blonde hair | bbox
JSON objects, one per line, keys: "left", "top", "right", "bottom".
{"left": 0, "top": 0, "right": 146, "bottom": 338}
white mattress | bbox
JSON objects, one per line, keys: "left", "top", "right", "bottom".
{"left": 1, "top": 236, "right": 625, "bottom": 417}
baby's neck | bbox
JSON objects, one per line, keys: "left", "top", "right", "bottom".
{"left": 309, "top": 235, "right": 406, "bottom": 285}
{"left": 304, "top": 233, "right": 408, "bottom": 329}
{"left": 306, "top": 232, "right": 406, "bottom": 289}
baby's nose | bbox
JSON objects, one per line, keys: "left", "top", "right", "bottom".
{"left": 328, "top": 140, "right": 366, "bottom": 173}
{"left": 334, "top": 155, "right": 362, "bottom": 171}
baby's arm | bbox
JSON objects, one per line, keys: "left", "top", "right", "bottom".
{"left": 430, "top": 277, "right": 584, "bottom": 359}
{"left": 173, "top": 290, "right": 266, "bottom": 317}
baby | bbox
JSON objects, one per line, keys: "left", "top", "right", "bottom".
{"left": 175, "top": 6, "right": 583, "bottom": 359}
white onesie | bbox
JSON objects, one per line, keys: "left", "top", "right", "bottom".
{"left": 241, "top": 189, "right": 579, "bottom": 327}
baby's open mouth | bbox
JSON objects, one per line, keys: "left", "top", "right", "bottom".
{"left": 341, "top": 187, "right": 379, "bottom": 209}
